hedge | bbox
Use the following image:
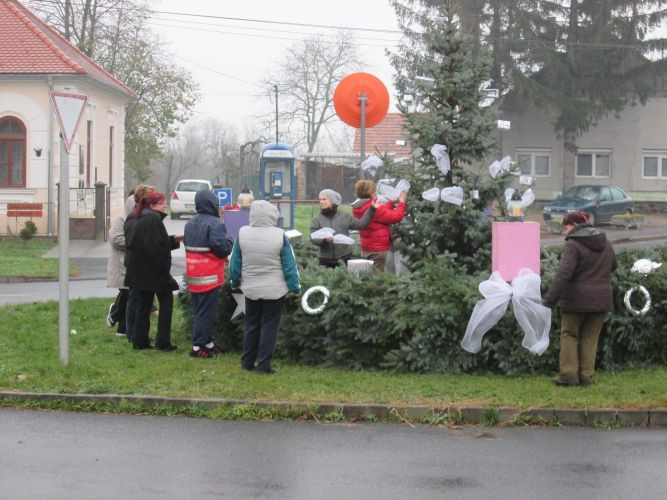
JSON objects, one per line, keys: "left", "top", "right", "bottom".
{"left": 179, "top": 239, "right": 667, "bottom": 375}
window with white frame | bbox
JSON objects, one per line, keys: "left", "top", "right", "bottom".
{"left": 576, "top": 150, "right": 611, "bottom": 178}
{"left": 641, "top": 151, "right": 667, "bottom": 179}
{"left": 516, "top": 150, "right": 551, "bottom": 177}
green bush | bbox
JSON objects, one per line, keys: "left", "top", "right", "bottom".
{"left": 19, "top": 220, "right": 37, "bottom": 243}
{"left": 180, "top": 240, "right": 667, "bottom": 374}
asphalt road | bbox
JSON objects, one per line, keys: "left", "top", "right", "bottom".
{"left": 1, "top": 408, "right": 665, "bottom": 499}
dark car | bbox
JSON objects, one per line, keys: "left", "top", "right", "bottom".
{"left": 542, "top": 185, "right": 634, "bottom": 226}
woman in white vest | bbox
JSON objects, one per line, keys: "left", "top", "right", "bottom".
{"left": 228, "top": 200, "right": 301, "bottom": 373}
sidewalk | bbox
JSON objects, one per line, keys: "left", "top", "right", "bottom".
{"left": 38, "top": 240, "right": 185, "bottom": 281}
{"left": 541, "top": 223, "right": 667, "bottom": 247}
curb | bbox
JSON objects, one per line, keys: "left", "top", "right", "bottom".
{"left": 0, "top": 275, "right": 103, "bottom": 283}
{"left": 0, "top": 391, "right": 665, "bottom": 427}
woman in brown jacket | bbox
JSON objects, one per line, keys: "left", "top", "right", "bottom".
{"left": 543, "top": 211, "right": 617, "bottom": 386}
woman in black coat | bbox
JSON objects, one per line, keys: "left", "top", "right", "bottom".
{"left": 124, "top": 192, "right": 182, "bottom": 350}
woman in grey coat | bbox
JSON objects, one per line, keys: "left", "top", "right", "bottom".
{"left": 309, "top": 189, "right": 378, "bottom": 267}
{"left": 106, "top": 195, "right": 136, "bottom": 336}
{"left": 229, "top": 201, "right": 301, "bottom": 373}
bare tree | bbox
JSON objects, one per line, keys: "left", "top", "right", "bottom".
{"left": 263, "top": 32, "right": 363, "bottom": 153}
{"left": 148, "top": 124, "right": 204, "bottom": 195}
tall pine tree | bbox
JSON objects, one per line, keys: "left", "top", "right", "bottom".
{"left": 388, "top": 0, "right": 511, "bottom": 272}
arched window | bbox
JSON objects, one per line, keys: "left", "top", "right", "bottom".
{"left": 0, "top": 116, "right": 27, "bottom": 187}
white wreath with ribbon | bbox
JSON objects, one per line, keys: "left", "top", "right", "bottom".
{"left": 461, "top": 268, "right": 551, "bottom": 355}
{"left": 624, "top": 285, "right": 651, "bottom": 316}
{"left": 301, "top": 286, "right": 330, "bottom": 315}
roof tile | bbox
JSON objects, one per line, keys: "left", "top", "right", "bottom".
{"left": 0, "top": 0, "right": 135, "bottom": 97}
{"left": 352, "top": 113, "right": 412, "bottom": 156}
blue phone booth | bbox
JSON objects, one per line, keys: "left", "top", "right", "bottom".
{"left": 259, "top": 143, "right": 295, "bottom": 229}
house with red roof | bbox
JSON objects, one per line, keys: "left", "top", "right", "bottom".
{"left": 352, "top": 113, "right": 413, "bottom": 162}
{"left": 0, "top": 0, "right": 136, "bottom": 235}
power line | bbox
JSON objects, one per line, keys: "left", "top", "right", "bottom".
{"left": 150, "top": 14, "right": 401, "bottom": 43}
{"left": 174, "top": 55, "right": 267, "bottom": 90}
{"left": 25, "top": 0, "right": 402, "bottom": 34}
{"left": 150, "top": 9, "right": 402, "bottom": 34}
{"left": 150, "top": 21, "right": 399, "bottom": 48}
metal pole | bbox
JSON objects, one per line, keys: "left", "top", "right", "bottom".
{"left": 58, "top": 135, "right": 69, "bottom": 365}
{"left": 360, "top": 91, "right": 367, "bottom": 180}
{"left": 47, "top": 77, "right": 54, "bottom": 235}
{"left": 274, "top": 84, "right": 279, "bottom": 143}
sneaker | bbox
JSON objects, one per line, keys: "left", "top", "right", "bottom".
{"left": 255, "top": 367, "right": 277, "bottom": 375}
{"left": 207, "top": 344, "right": 223, "bottom": 355}
{"left": 106, "top": 303, "right": 116, "bottom": 327}
{"left": 156, "top": 344, "right": 177, "bottom": 352}
{"left": 133, "top": 343, "right": 153, "bottom": 350}
{"left": 189, "top": 347, "right": 214, "bottom": 358}
{"left": 115, "top": 332, "right": 127, "bottom": 337}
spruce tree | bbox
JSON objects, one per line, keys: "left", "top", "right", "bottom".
{"left": 388, "top": 0, "right": 511, "bottom": 272}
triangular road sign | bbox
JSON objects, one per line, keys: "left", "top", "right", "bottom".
{"left": 50, "top": 92, "right": 88, "bottom": 153}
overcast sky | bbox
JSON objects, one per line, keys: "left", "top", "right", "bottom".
{"left": 148, "top": 0, "right": 401, "bottom": 140}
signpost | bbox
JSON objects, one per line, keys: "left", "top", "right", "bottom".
{"left": 50, "top": 92, "right": 88, "bottom": 365}
{"left": 212, "top": 188, "right": 233, "bottom": 207}
{"left": 333, "top": 73, "right": 389, "bottom": 180}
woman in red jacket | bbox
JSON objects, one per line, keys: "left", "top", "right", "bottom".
{"left": 351, "top": 180, "right": 407, "bottom": 274}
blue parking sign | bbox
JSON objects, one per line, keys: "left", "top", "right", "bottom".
{"left": 212, "top": 188, "right": 233, "bottom": 207}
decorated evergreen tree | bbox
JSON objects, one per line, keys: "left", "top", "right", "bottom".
{"left": 388, "top": 0, "right": 512, "bottom": 272}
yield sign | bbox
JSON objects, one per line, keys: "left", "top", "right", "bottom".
{"left": 50, "top": 92, "right": 88, "bottom": 153}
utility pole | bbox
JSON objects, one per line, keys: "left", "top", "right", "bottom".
{"left": 274, "top": 84, "right": 279, "bottom": 144}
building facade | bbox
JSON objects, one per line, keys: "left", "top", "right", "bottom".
{"left": 0, "top": 0, "right": 135, "bottom": 235}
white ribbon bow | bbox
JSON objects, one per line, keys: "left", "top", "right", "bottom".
{"left": 422, "top": 186, "right": 464, "bottom": 205}
{"left": 461, "top": 268, "right": 551, "bottom": 355}
{"left": 504, "top": 188, "right": 536, "bottom": 208}
{"left": 440, "top": 186, "right": 464, "bottom": 205}
{"left": 361, "top": 155, "right": 383, "bottom": 171}
{"left": 488, "top": 155, "right": 513, "bottom": 178}
{"left": 430, "top": 144, "right": 451, "bottom": 175}
{"left": 421, "top": 187, "right": 440, "bottom": 202}
{"left": 631, "top": 259, "right": 662, "bottom": 274}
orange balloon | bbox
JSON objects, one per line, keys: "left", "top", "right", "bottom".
{"left": 333, "top": 72, "right": 390, "bottom": 128}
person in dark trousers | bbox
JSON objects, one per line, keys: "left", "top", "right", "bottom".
{"left": 309, "top": 188, "right": 378, "bottom": 268}
{"left": 122, "top": 184, "right": 155, "bottom": 343}
{"left": 543, "top": 211, "right": 617, "bottom": 387}
{"left": 184, "top": 189, "right": 233, "bottom": 358}
{"left": 124, "top": 191, "right": 182, "bottom": 351}
{"left": 229, "top": 200, "right": 300, "bottom": 373}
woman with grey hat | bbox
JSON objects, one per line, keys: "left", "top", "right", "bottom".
{"left": 310, "top": 189, "right": 379, "bottom": 268}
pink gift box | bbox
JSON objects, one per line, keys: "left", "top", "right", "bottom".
{"left": 491, "top": 222, "right": 541, "bottom": 281}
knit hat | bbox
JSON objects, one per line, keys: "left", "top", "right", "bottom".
{"left": 319, "top": 189, "right": 342, "bottom": 206}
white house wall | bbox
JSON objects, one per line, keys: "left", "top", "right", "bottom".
{"left": 0, "top": 78, "right": 130, "bottom": 235}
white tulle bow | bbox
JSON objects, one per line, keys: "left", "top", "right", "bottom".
{"left": 461, "top": 268, "right": 551, "bottom": 355}
{"left": 504, "top": 187, "right": 536, "bottom": 208}
{"left": 631, "top": 259, "right": 662, "bottom": 274}
{"left": 430, "top": 144, "right": 451, "bottom": 175}
{"left": 361, "top": 155, "right": 383, "bottom": 171}
{"left": 488, "top": 155, "right": 513, "bottom": 178}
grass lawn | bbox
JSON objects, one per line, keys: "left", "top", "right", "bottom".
{"left": 1, "top": 298, "right": 665, "bottom": 412}
{"left": 0, "top": 238, "right": 78, "bottom": 279}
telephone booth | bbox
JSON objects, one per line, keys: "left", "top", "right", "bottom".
{"left": 259, "top": 143, "right": 295, "bottom": 228}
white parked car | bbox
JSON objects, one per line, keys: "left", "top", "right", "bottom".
{"left": 169, "top": 179, "right": 212, "bottom": 219}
